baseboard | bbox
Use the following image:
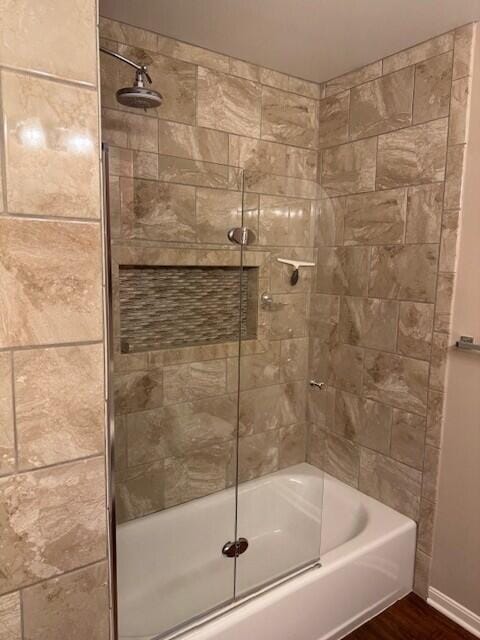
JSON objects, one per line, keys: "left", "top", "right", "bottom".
{"left": 428, "top": 587, "right": 480, "bottom": 638}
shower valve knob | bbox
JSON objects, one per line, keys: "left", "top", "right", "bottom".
{"left": 309, "top": 380, "right": 325, "bottom": 390}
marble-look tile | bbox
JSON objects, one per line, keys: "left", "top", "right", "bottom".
{"left": 239, "top": 383, "right": 305, "bottom": 436}
{"left": 197, "top": 67, "right": 261, "bottom": 137}
{"left": 418, "top": 499, "right": 436, "bottom": 555}
{"left": 157, "top": 35, "right": 229, "bottom": 73}
{"left": 316, "top": 246, "right": 369, "bottom": 296}
{"left": 315, "top": 197, "right": 345, "bottom": 246}
{"left": 229, "top": 58, "right": 261, "bottom": 82}
{"left": 261, "top": 86, "right": 318, "bottom": 149}
{"left": 422, "top": 445, "right": 440, "bottom": 502}
{"left": 124, "top": 179, "right": 196, "bottom": 242}
{"left": 327, "top": 343, "right": 364, "bottom": 394}
{"left": 116, "top": 461, "right": 164, "bottom": 522}
{"left": 285, "top": 146, "right": 318, "bottom": 181}
{"left": 323, "top": 433, "right": 360, "bottom": 487}
{"left": 309, "top": 294, "right": 340, "bottom": 342}
{"left": 108, "top": 146, "right": 133, "bottom": 178}
{"left": 343, "top": 188, "right": 407, "bottom": 245}
{"left": 15, "top": 345, "right": 104, "bottom": 470}
{"left": 449, "top": 77, "right": 471, "bottom": 145}
{"left": 376, "top": 119, "right": 448, "bottom": 189}
{"left": 268, "top": 293, "right": 308, "bottom": 339}
{"left": 164, "top": 442, "right": 235, "bottom": 507}
{"left": 158, "top": 156, "right": 234, "bottom": 189}
{"left": 321, "top": 138, "right": 377, "bottom": 196}
{"left": 413, "top": 51, "right": 453, "bottom": 124}
{"left": 350, "top": 67, "right": 414, "bottom": 139}
{"left": 325, "top": 61, "right": 382, "bottom": 96}
{"left": 363, "top": 350, "right": 429, "bottom": 415}
{"left": 132, "top": 151, "right": 159, "bottom": 180}
{"left": 229, "top": 136, "right": 284, "bottom": 176}
{"left": 383, "top": 32, "right": 454, "bottom": 74}
{"left": 390, "top": 409, "right": 426, "bottom": 469}
{"left": 259, "top": 195, "right": 313, "bottom": 246}
{"left": 238, "top": 431, "right": 279, "bottom": 482}
{"left": 269, "top": 247, "right": 315, "bottom": 293}
{"left": 228, "top": 345, "right": 281, "bottom": 392}
{"left": 397, "top": 301, "right": 434, "bottom": 360}
{"left": 426, "top": 390, "right": 444, "bottom": 447}
{"left": 435, "top": 273, "right": 454, "bottom": 333}
{"left": 0, "top": 218, "right": 103, "bottom": 347}
{"left": 359, "top": 447, "right": 422, "bottom": 519}
{"left": 339, "top": 297, "right": 398, "bottom": 351}
{"left": 101, "top": 108, "right": 158, "bottom": 152}
{"left": 164, "top": 360, "right": 227, "bottom": 405}
{"left": 430, "top": 332, "right": 449, "bottom": 391}
{"left": 317, "top": 92, "right": 349, "bottom": 149}
{"left": 280, "top": 338, "right": 309, "bottom": 382}
{"left": 197, "top": 188, "right": 258, "bottom": 245}
{"left": 0, "top": 0, "right": 96, "bottom": 84}
{"left": 22, "top": 562, "right": 109, "bottom": 640}
{"left": 244, "top": 172, "right": 316, "bottom": 199}
{"left": 158, "top": 121, "right": 228, "bottom": 164}
{"left": 0, "top": 457, "right": 106, "bottom": 593}
{"left": 2, "top": 71, "right": 99, "bottom": 218}
{"left": 0, "top": 592, "right": 21, "bottom": 640}
{"left": 307, "top": 385, "right": 335, "bottom": 432}
{"left": 369, "top": 245, "right": 439, "bottom": 302}
{"left": 453, "top": 23, "right": 475, "bottom": 80}
{"left": 335, "top": 391, "right": 392, "bottom": 454}
{"left": 259, "top": 67, "right": 290, "bottom": 91}
{"left": 414, "top": 549, "right": 431, "bottom": 598}
{"left": 0, "top": 353, "right": 15, "bottom": 475}
{"left": 115, "top": 367, "right": 163, "bottom": 414}
{"left": 127, "top": 396, "right": 236, "bottom": 465}
{"left": 278, "top": 423, "right": 307, "bottom": 468}
{"left": 100, "top": 17, "right": 157, "bottom": 51}
{"left": 444, "top": 145, "right": 465, "bottom": 210}
{"left": 288, "top": 76, "right": 321, "bottom": 100}
{"left": 405, "top": 183, "right": 443, "bottom": 243}
{"left": 439, "top": 211, "right": 460, "bottom": 272}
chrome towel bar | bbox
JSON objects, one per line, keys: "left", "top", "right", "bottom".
{"left": 455, "top": 336, "right": 480, "bottom": 352}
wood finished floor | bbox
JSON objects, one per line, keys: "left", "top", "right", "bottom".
{"left": 343, "top": 594, "right": 477, "bottom": 640}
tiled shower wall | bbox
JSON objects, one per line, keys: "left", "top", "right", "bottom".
{"left": 0, "top": 1, "right": 108, "bottom": 639}
{"left": 307, "top": 24, "right": 475, "bottom": 596}
{"left": 99, "top": 17, "right": 320, "bottom": 522}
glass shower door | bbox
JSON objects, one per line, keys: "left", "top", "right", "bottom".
{"left": 233, "top": 178, "right": 325, "bottom": 597}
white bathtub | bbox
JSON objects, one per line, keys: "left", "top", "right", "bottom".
{"left": 117, "top": 463, "right": 416, "bottom": 640}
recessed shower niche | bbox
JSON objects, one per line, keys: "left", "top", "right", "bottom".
{"left": 118, "top": 264, "right": 259, "bottom": 353}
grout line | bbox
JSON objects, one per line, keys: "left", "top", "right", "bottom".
{"left": 10, "top": 351, "right": 19, "bottom": 475}
{"left": 0, "top": 339, "right": 104, "bottom": 354}
{"left": 0, "top": 62, "right": 97, "bottom": 91}
{"left": 0, "top": 72, "right": 8, "bottom": 214}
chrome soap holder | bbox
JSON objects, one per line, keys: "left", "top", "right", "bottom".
{"left": 277, "top": 258, "right": 316, "bottom": 286}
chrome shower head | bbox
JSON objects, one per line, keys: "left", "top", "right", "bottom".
{"left": 100, "top": 47, "right": 163, "bottom": 110}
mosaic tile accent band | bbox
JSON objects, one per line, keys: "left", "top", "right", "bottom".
{"left": 119, "top": 265, "right": 256, "bottom": 352}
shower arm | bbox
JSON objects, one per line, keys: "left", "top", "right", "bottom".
{"left": 99, "top": 46, "right": 152, "bottom": 83}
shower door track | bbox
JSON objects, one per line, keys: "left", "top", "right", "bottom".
{"left": 154, "top": 559, "right": 322, "bottom": 640}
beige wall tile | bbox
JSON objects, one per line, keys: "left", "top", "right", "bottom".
{"left": 426, "top": 390, "right": 443, "bottom": 447}
{"left": 229, "top": 344, "right": 281, "bottom": 391}
{"left": 259, "top": 67, "right": 290, "bottom": 91}
{"left": 238, "top": 430, "right": 279, "bottom": 482}
{"left": 315, "top": 197, "right": 345, "bottom": 246}
{"left": 444, "top": 144, "right": 466, "bottom": 210}
{"left": 158, "top": 121, "right": 228, "bottom": 164}
{"left": 422, "top": 445, "right": 440, "bottom": 502}
{"left": 321, "top": 137, "right": 377, "bottom": 196}
{"left": 197, "top": 67, "right": 261, "bottom": 137}
{"left": 434, "top": 273, "right": 454, "bottom": 333}
{"left": 0, "top": 0, "right": 96, "bottom": 83}
{"left": 0, "top": 218, "right": 102, "bottom": 347}
{"left": 344, "top": 188, "right": 406, "bottom": 244}
{"left": 339, "top": 297, "right": 398, "bottom": 351}
{"left": 391, "top": 409, "right": 426, "bottom": 469}
{"left": 369, "top": 244, "right": 439, "bottom": 302}
{"left": 229, "top": 58, "right": 261, "bottom": 82}
{"left": 335, "top": 391, "right": 392, "bottom": 454}
{"left": 325, "top": 61, "right": 382, "bottom": 96}
{"left": 240, "top": 382, "right": 305, "bottom": 436}
{"left": 102, "top": 108, "right": 158, "bottom": 152}
{"left": 164, "top": 360, "right": 227, "bottom": 405}
{"left": 430, "top": 332, "right": 449, "bottom": 390}
{"left": 449, "top": 77, "right": 471, "bottom": 145}
{"left": 100, "top": 17, "right": 157, "bottom": 51}
{"left": 288, "top": 76, "right": 321, "bottom": 100}
{"left": 0, "top": 353, "right": 15, "bottom": 475}
{"left": 383, "top": 32, "right": 454, "bottom": 74}
{"left": 268, "top": 293, "right": 308, "bottom": 339}
{"left": 317, "top": 92, "right": 350, "bottom": 149}
{"left": 261, "top": 86, "right": 318, "bottom": 149}
{"left": 414, "top": 549, "right": 431, "bottom": 598}
{"left": 453, "top": 23, "right": 475, "bottom": 80}
{"left": 158, "top": 156, "right": 233, "bottom": 189}
{"left": 418, "top": 499, "right": 436, "bottom": 555}
{"left": 405, "top": 183, "right": 443, "bottom": 243}
{"left": 316, "top": 246, "right": 369, "bottom": 295}
{"left": 196, "top": 188, "right": 258, "bottom": 244}
{"left": 413, "top": 51, "right": 453, "bottom": 124}
{"left": 376, "top": 119, "right": 448, "bottom": 189}
{"left": 363, "top": 351, "right": 429, "bottom": 415}
{"left": 350, "top": 67, "right": 414, "bottom": 139}
{"left": 397, "top": 301, "right": 434, "bottom": 360}
{"left": 117, "top": 461, "right": 164, "bottom": 522}
{"left": 0, "top": 592, "right": 21, "bottom": 640}
{"left": 359, "top": 447, "right": 422, "bottom": 519}
{"left": 322, "top": 432, "right": 360, "bottom": 487}
{"left": 307, "top": 385, "right": 335, "bottom": 432}
{"left": 280, "top": 338, "right": 308, "bottom": 382}
{"left": 2, "top": 71, "right": 99, "bottom": 218}
{"left": 15, "top": 345, "right": 104, "bottom": 470}
{"left": 309, "top": 294, "right": 340, "bottom": 342}
{"left": 278, "top": 423, "right": 307, "bottom": 468}
{"left": 22, "top": 562, "right": 109, "bottom": 640}
{"left": 439, "top": 210, "right": 459, "bottom": 272}
{"left": 258, "top": 196, "right": 313, "bottom": 246}
{"left": 157, "top": 35, "right": 229, "bottom": 73}
{"left": 327, "top": 343, "right": 364, "bottom": 394}
{"left": 0, "top": 457, "right": 106, "bottom": 593}
{"left": 115, "top": 368, "right": 163, "bottom": 415}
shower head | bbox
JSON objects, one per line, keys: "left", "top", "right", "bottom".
{"left": 100, "top": 47, "right": 163, "bottom": 110}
